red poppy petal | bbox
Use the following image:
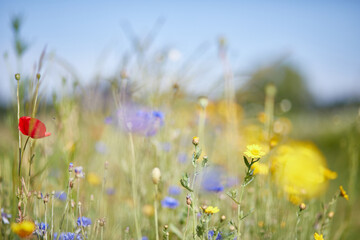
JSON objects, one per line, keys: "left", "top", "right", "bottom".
{"left": 18, "top": 116, "right": 31, "bottom": 136}
{"left": 18, "top": 116, "right": 50, "bottom": 139}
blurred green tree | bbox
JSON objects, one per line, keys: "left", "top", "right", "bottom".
{"left": 236, "top": 63, "right": 314, "bottom": 111}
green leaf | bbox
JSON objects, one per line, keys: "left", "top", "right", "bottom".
{"left": 243, "top": 156, "right": 250, "bottom": 168}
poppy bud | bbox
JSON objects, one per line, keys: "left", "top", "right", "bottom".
{"left": 15, "top": 73, "right": 20, "bottom": 81}
{"left": 152, "top": 167, "right": 161, "bottom": 185}
{"left": 36, "top": 73, "right": 41, "bottom": 80}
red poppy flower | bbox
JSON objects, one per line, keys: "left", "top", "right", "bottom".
{"left": 18, "top": 116, "right": 51, "bottom": 139}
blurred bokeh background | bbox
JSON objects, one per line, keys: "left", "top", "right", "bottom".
{"left": 1, "top": 0, "right": 360, "bottom": 106}
{"left": 0, "top": 0, "right": 360, "bottom": 239}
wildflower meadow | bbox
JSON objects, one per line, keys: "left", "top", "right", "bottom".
{"left": 1, "top": 2, "right": 360, "bottom": 240}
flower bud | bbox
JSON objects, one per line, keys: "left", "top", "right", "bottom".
{"left": 192, "top": 136, "right": 199, "bottom": 146}
{"left": 43, "top": 194, "right": 49, "bottom": 204}
{"left": 36, "top": 73, "right": 41, "bottom": 80}
{"left": 186, "top": 195, "right": 192, "bottom": 205}
{"left": 152, "top": 167, "right": 161, "bottom": 185}
{"left": 15, "top": 73, "right": 20, "bottom": 81}
{"left": 299, "top": 203, "right": 306, "bottom": 211}
{"left": 221, "top": 215, "right": 226, "bottom": 222}
{"left": 198, "top": 96, "right": 209, "bottom": 109}
{"left": 328, "top": 211, "right": 334, "bottom": 219}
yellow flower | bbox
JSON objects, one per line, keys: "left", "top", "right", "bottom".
{"left": 339, "top": 186, "right": 349, "bottom": 200}
{"left": 204, "top": 206, "right": 219, "bottom": 214}
{"left": 11, "top": 220, "right": 36, "bottom": 238}
{"left": 251, "top": 162, "right": 269, "bottom": 175}
{"left": 87, "top": 172, "right": 101, "bottom": 186}
{"left": 270, "top": 141, "right": 337, "bottom": 204}
{"left": 244, "top": 144, "right": 266, "bottom": 159}
{"left": 142, "top": 204, "right": 155, "bottom": 217}
{"left": 314, "top": 232, "right": 324, "bottom": 240}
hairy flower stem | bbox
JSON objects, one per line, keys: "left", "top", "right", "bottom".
{"left": 51, "top": 193, "right": 54, "bottom": 240}
{"left": 237, "top": 184, "right": 245, "bottom": 240}
{"left": 17, "top": 76, "right": 22, "bottom": 178}
{"left": 154, "top": 184, "right": 159, "bottom": 240}
{"left": 295, "top": 210, "right": 302, "bottom": 240}
{"left": 128, "top": 132, "right": 142, "bottom": 240}
{"left": 44, "top": 203, "right": 48, "bottom": 240}
{"left": 76, "top": 178, "right": 80, "bottom": 207}
{"left": 191, "top": 166, "right": 198, "bottom": 240}
{"left": 100, "top": 164, "right": 107, "bottom": 217}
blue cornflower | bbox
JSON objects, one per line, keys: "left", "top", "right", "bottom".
{"left": 201, "top": 167, "right": 225, "bottom": 193}
{"left": 177, "top": 153, "right": 187, "bottom": 163}
{"left": 142, "top": 237, "right": 149, "bottom": 240}
{"left": 106, "top": 188, "right": 115, "bottom": 195}
{"left": 38, "top": 222, "right": 49, "bottom": 230}
{"left": 162, "top": 142, "right": 171, "bottom": 152}
{"left": 54, "top": 232, "right": 82, "bottom": 240}
{"left": 112, "top": 105, "right": 165, "bottom": 137}
{"left": 1, "top": 208, "right": 11, "bottom": 224}
{"left": 161, "top": 196, "right": 179, "bottom": 209}
{"left": 208, "top": 230, "right": 222, "bottom": 240}
{"left": 77, "top": 217, "right": 92, "bottom": 227}
{"left": 168, "top": 185, "right": 181, "bottom": 195}
{"left": 55, "top": 192, "right": 67, "bottom": 201}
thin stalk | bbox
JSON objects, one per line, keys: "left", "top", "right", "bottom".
{"left": 44, "top": 203, "right": 48, "bottom": 240}
{"left": 21, "top": 136, "right": 30, "bottom": 160}
{"left": 191, "top": 166, "right": 198, "bottom": 240}
{"left": 78, "top": 203, "right": 86, "bottom": 237}
{"left": 76, "top": 178, "right": 80, "bottom": 208}
{"left": 51, "top": 193, "right": 55, "bottom": 240}
{"left": 154, "top": 184, "right": 159, "bottom": 240}
{"left": 128, "top": 132, "right": 142, "bottom": 240}
{"left": 17, "top": 77, "right": 22, "bottom": 178}
{"left": 237, "top": 184, "right": 245, "bottom": 240}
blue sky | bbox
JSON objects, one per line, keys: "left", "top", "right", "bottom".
{"left": 1, "top": 0, "right": 360, "bottom": 104}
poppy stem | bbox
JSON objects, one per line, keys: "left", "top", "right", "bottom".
{"left": 21, "top": 136, "right": 30, "bottom": 160}
{"left": 17, "top": 74, "right": 22, "bottom": 178}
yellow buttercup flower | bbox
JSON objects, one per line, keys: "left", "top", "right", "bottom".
{"left": 270, "top": 141, "right": 337, "bottom": 204}
{"left": 244, "top": 144, "right": 266, "bottom": 159}
{"left": 339, "top": 186, "right": 349, "bottom": 200}
{"left": 11, "top": 220, "right": 36, "bottom": 238}
{"left": 251, "top": 162, "right": 269, "bottom": 175}
{"left": 314, "top": 232, "right": 324, "bottom": 240}
{"left": 204, "top": 206, "right": 219, "bottom": 214}
{"left": 87, "top": 172, "right": 101, "bottom": 186}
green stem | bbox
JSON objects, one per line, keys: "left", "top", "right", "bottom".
{"left": 154, "top": 184, "right": 159, "bottom": 240}
{"left": 17, "top": 77, "right": 22, "bottom": 178}
{"left": 128, "top": 132, "right": 142, "bottom": 240}
{"left": 44, "top": 203, "right": 48, "bottom": 240}
{"left": 237, "top": 184, "right": 245, "bottom": 240}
